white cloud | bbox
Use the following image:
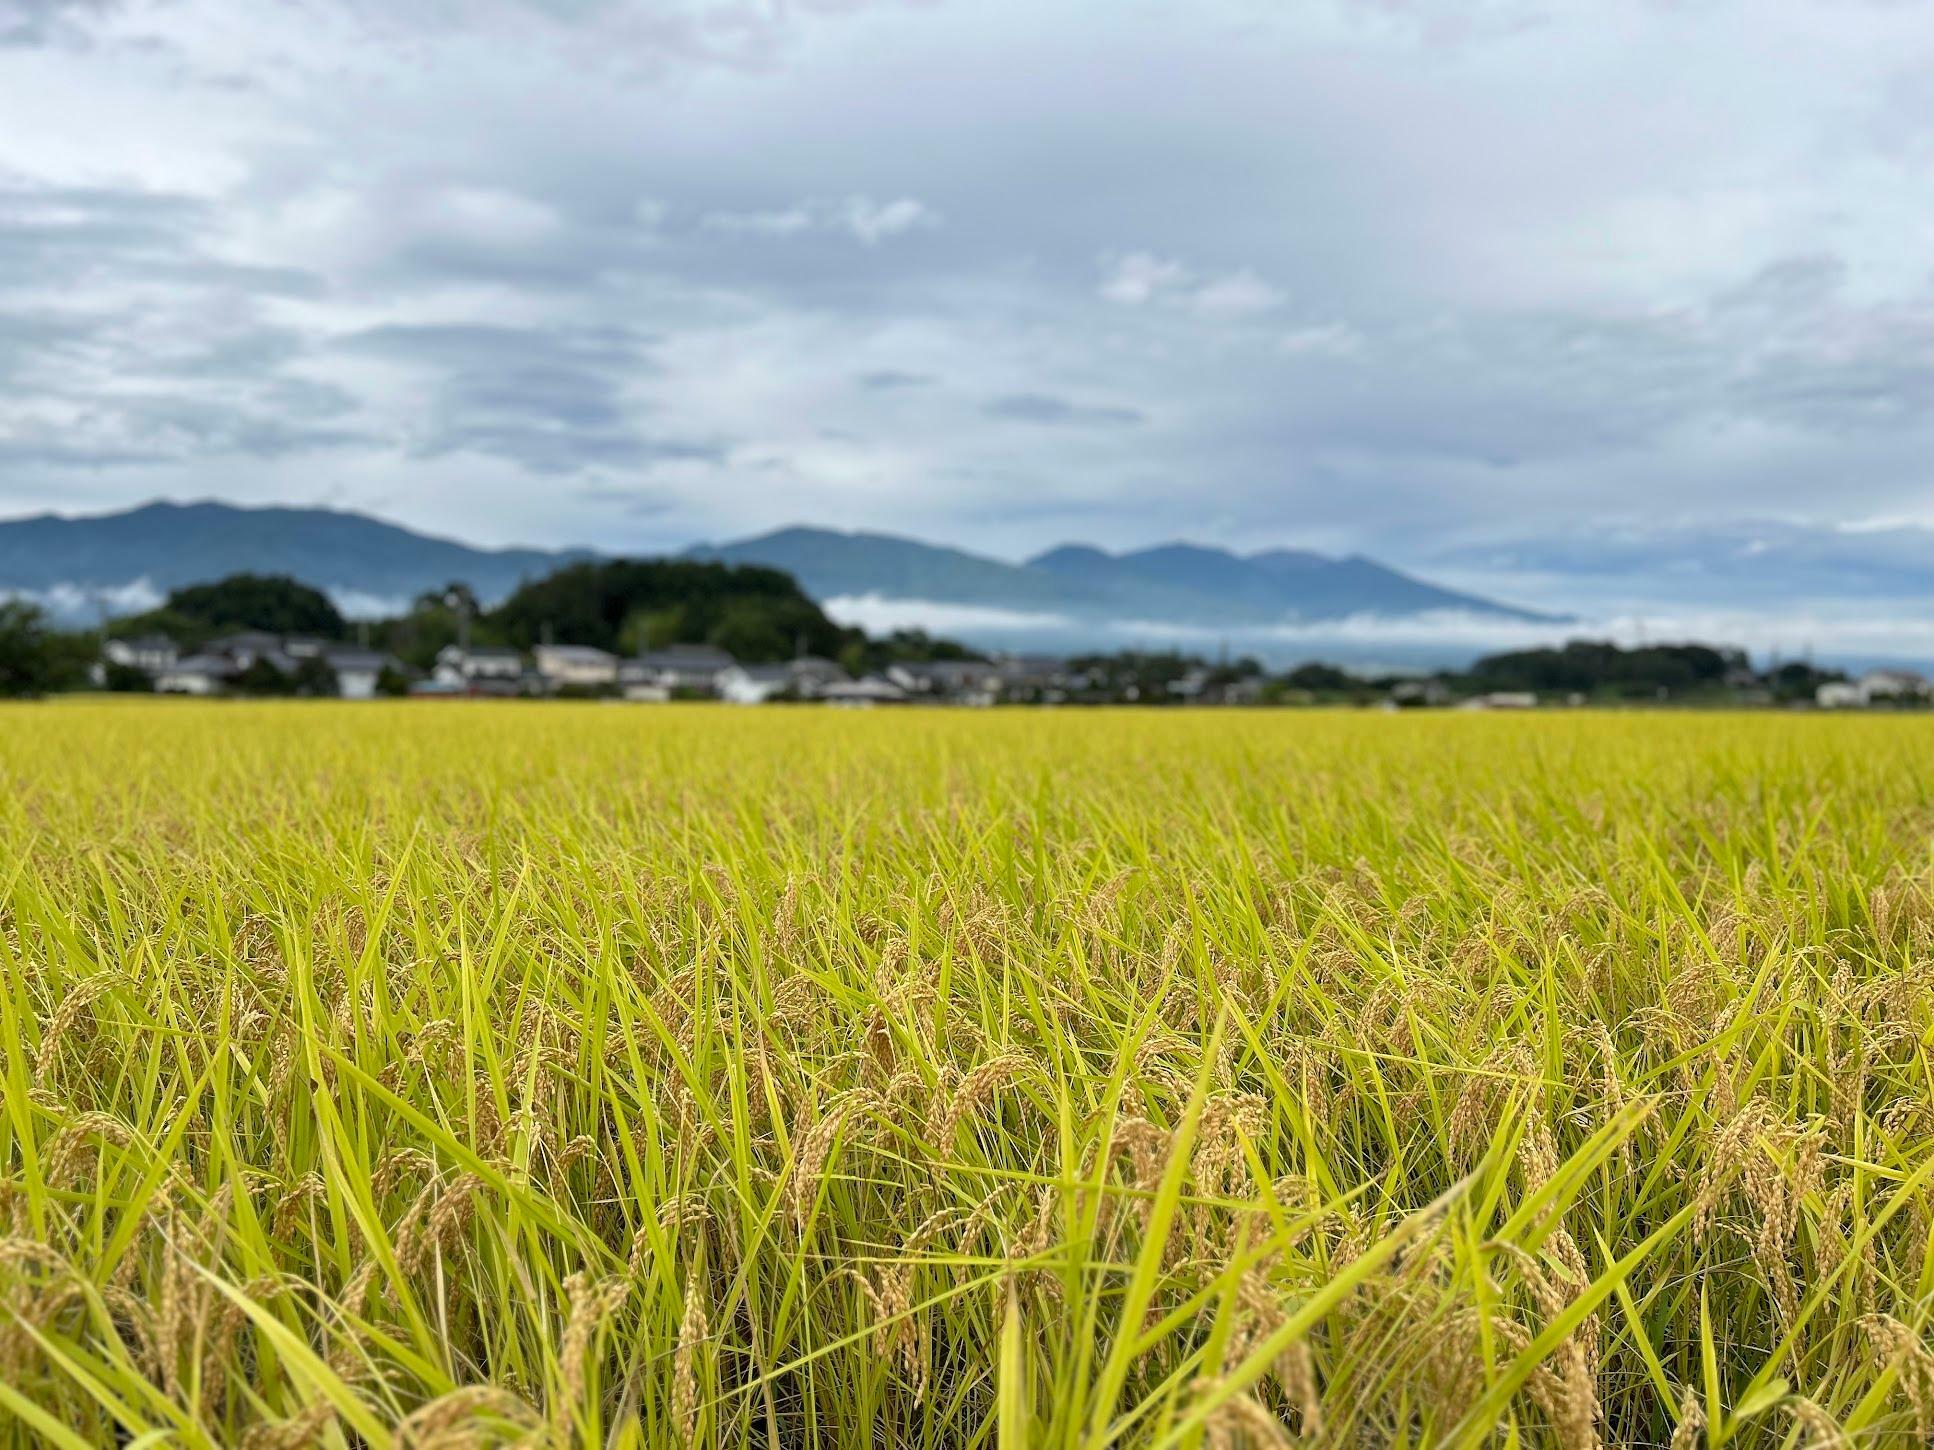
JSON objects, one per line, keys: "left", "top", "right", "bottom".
{"left": 431, "top": 186, "right": 560, "bottom": 248}
{"left": 1098, "top": 250, "right": 1190, "bottom": 305}
{"left": 1278, "top": 322, "right": 1363, "bottom": 357}
{"left": 701, "top": 195, "right": 939, "bottom": 244}
{"left": 839, "top": 196, "right": 939, "bottom": 245}
{"left": 1192, "top": 269, "right": 1285, "bottom": 318}
{"left": 328, "top": 588, "right": 412, "bottom": 620}
{"left": 822, "top": 594, "right": 1074, "bottom": 634}
{"left": 5, "top": 577, "right": 164, "bottom": 622}
{"left": 702, "top": 205, "right": 817, "bottom": 237}
{"left": 829, "top": 596, "right": 1934, "bottom": 670}
{"left": 1100, "top": 252, "right": 1287, "bottom": 319}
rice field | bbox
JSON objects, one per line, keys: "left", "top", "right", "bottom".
{"left": 3, "top": 701, "right": 1934, "bottom": 1447}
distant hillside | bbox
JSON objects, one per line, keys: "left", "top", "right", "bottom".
{"left": 699, "top": 526, "right": 1554, "bottom": 625}
{"left": 0, "top": 500, "right": 583, "bottom": 613}
{"left": 687, "top": 526, "right": 1085, "bottom": 611}
{"left": 0, "top": 501, "right": 1554, "bottom": 634}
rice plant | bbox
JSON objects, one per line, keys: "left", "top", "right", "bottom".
{"left": 3, "top": 700, "right": 1933, "bottom": 1446}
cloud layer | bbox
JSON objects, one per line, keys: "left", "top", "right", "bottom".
{"left": 3, "top": 0, "right": 1934, "bottom": 609}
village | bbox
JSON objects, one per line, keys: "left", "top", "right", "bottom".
{"left": 98, "top": 630, "right": 1088, "bottom": 705}
{"left": 92, "top": 627, "right": 1934, "bottom": 709}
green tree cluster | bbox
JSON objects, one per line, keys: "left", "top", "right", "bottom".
{"left": 109, "top": 575, "right": 346, "bottom": 650}
{"left": 0, "top": 603, "right": 96, "bottom": 697}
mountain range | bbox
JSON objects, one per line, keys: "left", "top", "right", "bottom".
{"left": 0, "top": 501, "right": 1553, "bottom": 630}
{"left": 689, "top": 527, "right": 1554, "bottom": 624}
{"left": 0, "top": 500, "right": 587, "bottom": 613}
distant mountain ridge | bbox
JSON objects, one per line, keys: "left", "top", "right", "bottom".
{"left": 0, "top": 500, "right": 585, "bottom": 612}
{"left": 0, "top": 500, "right": 1554, "bottom": 629}
{"left": 692, "top": 526, "right": 1556, "bottom": 624}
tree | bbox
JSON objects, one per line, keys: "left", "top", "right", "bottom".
{"left": 487, "top": 559, "right": 858, "bottom": 662}
{"left": 1766, "top": 660, "right": 1844, "bottom": 702}
{"left": 1282, "top": 662, "right": 1358, "bottom": 693}
{"left": 230, "top": 657, "right": 293, "bottom": 696}
{"left": 111, "top": 574, "right": 345, "bottom": 649}
{"left": 617, "top": 606, "right": 684, "bottom": 656}
{"left": 290, "top": 655, "right": 338, "bottom": 697}
{"left": 417, "top": 582, "right": 480, "bottom": 619}
{"left": 1460, "top": 640, "right": 1743, "bottom": 699}
{"left": 102, "top": 661, "right": 154, "bottom": 693}
{"left": 0, "top": 602, "right": 60, "bottom": 697}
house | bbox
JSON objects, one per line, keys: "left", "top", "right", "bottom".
{"left": 155, "top": 654, "right": 234, "bottom": 696}
{"left": 997, "top": 655, "right": 1066, "bottom": 685}
{"left": 627, "top": 644, "right": 736, "bottom": 696}
{"left": 718, "top": 664, "right": 795, "bottom": 704}
{"left": 533, "top": 644, "right": 619, "bottom": 689}
{"left": 1390, "top": 680, "right": 1451, "bottom": 708}
{"left": 1814, "top": 670, "right": 1931, "bottom": 708}
{"left": 886, "top": 660, "right": 1003, "bottom": 704}
{"left": 1167, "top": 668, "right": 1212, "bottom": 700}
{"left": 433, "top": 644, "right": 526, "bottom": 687}
{"left": 819, "top": 675, "right": 908, "bottom": 706}
{"left": 102, "top": 634, "right": 178, "bottom": 675}
{"left": 1456, "top": 691, "right": 1538, "bottom": 710}
{"left": 787, "top": 657, "right": 852, "bottom": 698}
{"left": 994, "top": 655, "right": 1071, "bottom": 700}
{"left": 614, "top": 668, "right": 671, "bottom": 703}
{"left": 1857, "top": 669, "right": 1928, "bottom": 704}
{"left": 321, "top": 647, "right": 393, "bottom": 700}
{"left": 202, "top": 631, "right": 284, "bottom": 670}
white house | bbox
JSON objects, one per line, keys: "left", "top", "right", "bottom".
{"left": 202, "top": 632, "right": 284, "bottom": 670}
{"left": 102, "top": 634, "right": 179, "bottom": 675}
{"left": 433, "top": 644, "right": 526, "bottom": 687}
{"left": 322, "top": 647, "right": 391, "bottom": 700}
{"left": 1456, "top": 691, "right": 1538, "bottom": 710}
{"left": 785, "top": 657, "right": 851, "bottom": 699}
{"left": 887, "top": 660, "right": 1003, "bottom": 704}
{"left": 1859, "top": 669, "right": 1928, "bottom": 703}
{"left": 627, "top": 644, "right": 736, "bottom": 697}
{"left": 155, "top": 655, "right": 233, "bottom": 696}
{"left": 718, "top": 664, "right": 794, "bottom": 704}
{"left": 819, "top": 675, "right": 908, "bottom": 707}
{"left": 534, "top": 644, "right": 618, "bottom": 689}
{"left": 1816, "top": 681, "right": 1864, "bottom": 709}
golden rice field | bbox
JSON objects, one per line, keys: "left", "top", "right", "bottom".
{"left": 5, "top": 702, "right": 1934, "bottom": 1448}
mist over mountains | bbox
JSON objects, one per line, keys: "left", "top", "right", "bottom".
{"left": 687, "top": 526, "right": 1553, "bottom": 627}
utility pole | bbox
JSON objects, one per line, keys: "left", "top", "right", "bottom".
{"left": 445, "top": 587, "right": 472, "bottom": 655}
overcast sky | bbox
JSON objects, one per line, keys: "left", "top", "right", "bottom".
{"left": 3, "top": 0, "right": 1933, "bottom": 567}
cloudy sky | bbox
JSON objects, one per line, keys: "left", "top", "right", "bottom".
{"left": 4, "top": 0, "right": 1934, "bottom": 578}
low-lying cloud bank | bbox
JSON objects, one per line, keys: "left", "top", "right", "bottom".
{"left": 4, "top": 579, "right": 166, "bottom": 621}
{"left": 824, "top": 594, "right": 1934, "bottom": 672}
{"left": 7, "top": 580, "right": 410, "bottom": 625}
